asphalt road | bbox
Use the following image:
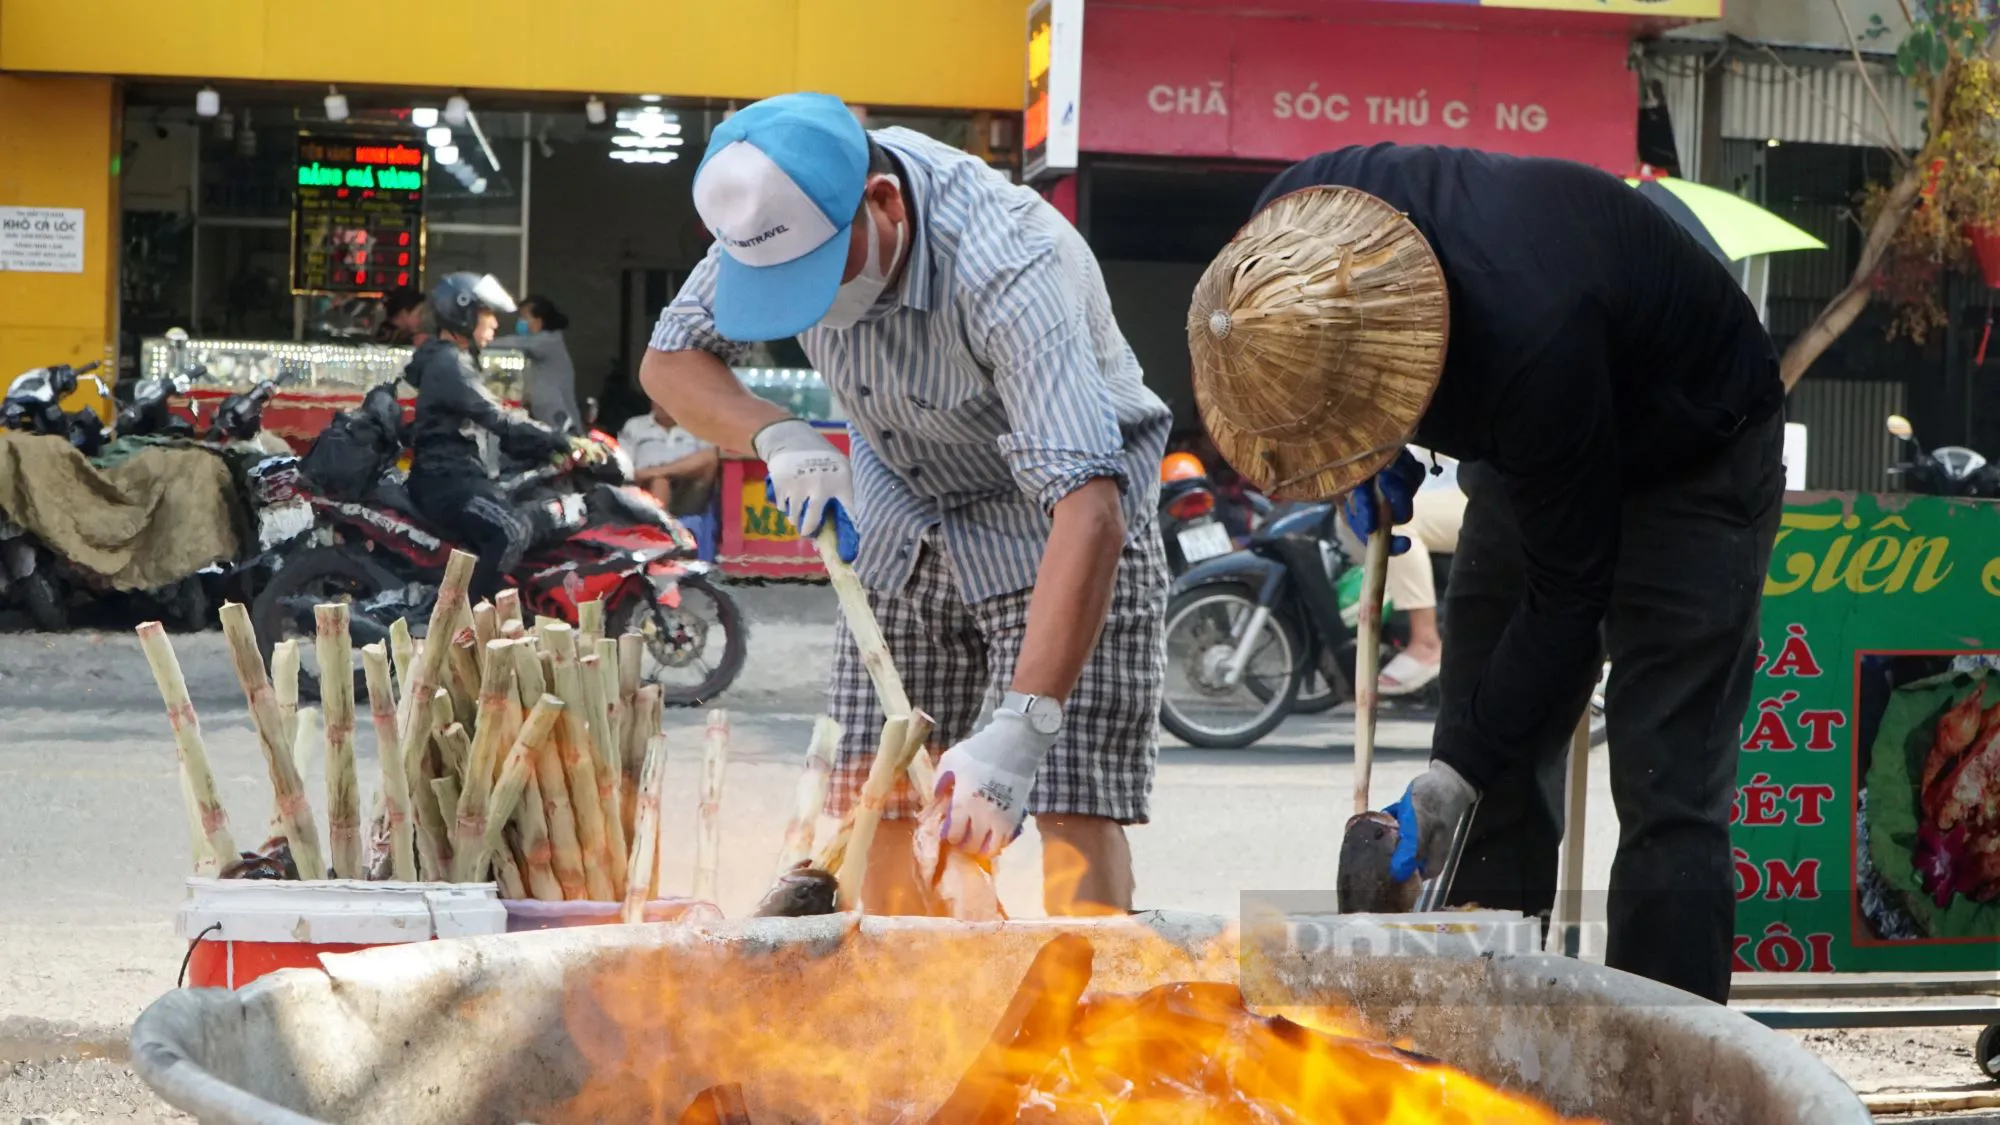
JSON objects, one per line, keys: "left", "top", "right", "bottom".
{"left": 0, "top": 587, "right": 1971, "bottom": 1116}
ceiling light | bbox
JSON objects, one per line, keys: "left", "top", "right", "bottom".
{"left": 1766, "top": 138, "right": 1782, "bottom": 148}
{"left": 426, "top": 126, "right": 452, "bottom": 148}
{"left": 639, "top": 94, "right": 663, "bottom": 103}
{"left": 585, "top": 96, "right": 607, "bottom": 125}
{"left": 470, "top": 177, "right": 488, "bottom": 194}
{"left": 324, "top": 85, "right": 349, "bottom": 122}
{"left": 435, "top": 144, "right": 460, "bottom": 165}
{"left": 411, "top": 106, "right": 439, "bottom": 129}
{"left": 195, "top": 87, "right": 220, "bottom": 118}
{"left": 444, "top": 94, "right": 470, "bottom": 126}
{"left": 610, "top": 150, "right": 679, "bottom": 164}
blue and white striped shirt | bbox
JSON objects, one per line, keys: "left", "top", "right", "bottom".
{"left": 651, "top": 127, "right": 1171, "bottom": 603}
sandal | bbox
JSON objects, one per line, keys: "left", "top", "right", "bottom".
{"left": 1379, "top": 651, "right": 1442, "bottom": 697}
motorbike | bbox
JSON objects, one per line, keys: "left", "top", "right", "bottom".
{"left": 1886, "top": 414, "right": 2000, "bottom": 497}
{"left": 1159, "top": 496, "right": 1611, "bottom": 750}
{"left": 3, "top": 360, "right": 111, "bottom": 455}
{"left": 251, "top": 432, "right": 745, "bottom": 707}
{"left": 1161, "top": 472, "right": 1233, "bottom": 576}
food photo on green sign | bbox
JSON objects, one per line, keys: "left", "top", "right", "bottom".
{"left": 1857, "top": 652, "right": 2000, "bottom": 942}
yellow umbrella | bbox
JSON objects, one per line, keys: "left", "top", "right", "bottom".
{"left": 1625, "top": 176, "right": 1827, "bottom": 262}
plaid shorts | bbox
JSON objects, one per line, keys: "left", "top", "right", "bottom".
{"left": 824, "top": 524, "right": 1169, "bottom": 823}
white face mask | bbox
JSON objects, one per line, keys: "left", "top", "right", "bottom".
{"left": 818, "top": 178, "right": 906, "bottom": 330}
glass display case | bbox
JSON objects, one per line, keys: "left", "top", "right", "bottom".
{"left": 734, "top": 367, "right": 843, "bottom": 424}
{"left": 137, "top": 335, "right": 528, "bottom": 399}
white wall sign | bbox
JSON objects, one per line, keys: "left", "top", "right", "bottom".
{"left": 0, "top": 207, "right": 86, "bottom": 274}
{"left": 1024, "top": 0, "right": 1083, "bottom": 181}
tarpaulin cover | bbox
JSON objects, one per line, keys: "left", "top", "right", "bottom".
{"left": 0, "top": 431, "right": 240, "bottom": 589}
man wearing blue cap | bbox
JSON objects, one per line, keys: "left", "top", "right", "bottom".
{"left": 640, "top": 92, "right": 1172, "bottom": 915}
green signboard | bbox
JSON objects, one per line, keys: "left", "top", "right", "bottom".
{"left": 1736, "top": 492, "right": 2000, "bottom": 973}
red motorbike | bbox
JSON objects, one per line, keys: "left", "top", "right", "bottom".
{"left": 250, "top": 433, "right": 745, "bottom": 706}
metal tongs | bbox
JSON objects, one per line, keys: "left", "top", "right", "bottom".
{"left": 1414, "top": 797, "right": 1481, "bottom": 913}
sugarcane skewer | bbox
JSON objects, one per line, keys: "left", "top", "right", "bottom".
{"left": 622, "top": 733, "right": 672, "bottom": 923}
{"left": 391, "top": 551, "right": 478, "bottom": 876}
{"left": 578, "top": 598, "right": 604, "bottom": 647}
{"left": 218, "top": 602, "right": 326, "bottom": 880}
{"left": 777, "top": 717, "right": 841, "bottom": 877}
{"left": 494, "top": 588, "right": 523, "bottom": 629}
{"left": 835, "top": 711, "right": 932, "bottom": 911}
{"left": 389, "top": 618, "right": 415, "bottom": 706}
{"left": 581, "top": 652, "right": 629, "bottom": 893}
{"left": 136, "top": 622, "right": 238, "bottom": 875}
{"left": 816, "top": 523, "right": 910, "bottom": 716}
{"left": 453, "top": 692, "right": 563, "bottom": 882}
{"left": 314, "top": 604, "right": 364, "bottom": 880}
{"left": 546, "top": 624, "right": 617, "bottom": 900}
{"left": 623, "top": 685, "right": 662, "bottom": 845}
{"left": 362, "top": 644, "right": 416, "bottom": 881}
{"left": 693, "top": 710, "right": 732, "bottom": 904}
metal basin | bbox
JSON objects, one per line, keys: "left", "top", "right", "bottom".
{"left": 130, "top": 912, "right": 1868, "bottom": 1124}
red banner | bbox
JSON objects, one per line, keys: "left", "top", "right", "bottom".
{"left": 1078, "top": 6, "right": 1639, "bottom": 172}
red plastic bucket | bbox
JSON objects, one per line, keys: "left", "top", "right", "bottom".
{"left": 176, "top": 878, "right": 507, "bottom": 990}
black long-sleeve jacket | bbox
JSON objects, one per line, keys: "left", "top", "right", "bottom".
{"left": 1257, "top": 144, "right": 1783, "bottom": 790}
{"left": 404, "top": 340, "right": 570, "bottom": 482}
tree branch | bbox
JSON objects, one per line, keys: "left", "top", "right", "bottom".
{"left": 1778, "top": 167, "right": 1926, "bottom": 389}
{"left": 1829, "top": 0, "right": 1916, "bottom": 161}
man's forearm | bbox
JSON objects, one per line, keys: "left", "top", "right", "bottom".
{"left": 638, "top": 348, "right": 788, "bottom": 454}
{"left": 1009, "top": 478, "right": 1125, "bottom": 702}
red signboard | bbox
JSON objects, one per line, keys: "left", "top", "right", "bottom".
{"left": 1079, "top": 6, "right": 1639, "bottom": 172}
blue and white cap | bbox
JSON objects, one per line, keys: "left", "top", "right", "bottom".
{"left": 693, "top": 92, "right": 868, "bottom": 341}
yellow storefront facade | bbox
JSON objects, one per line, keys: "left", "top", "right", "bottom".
{"left": 0, "top": 0, "right": 1027, "bottom": 381}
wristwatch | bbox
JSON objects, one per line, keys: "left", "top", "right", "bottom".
{"left": 1000, "top": 691, "right": 1064, "bottom": 737}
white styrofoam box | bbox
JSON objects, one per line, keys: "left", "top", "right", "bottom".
{"left": 176, "top": 878, "right": 508, "bottom": 945}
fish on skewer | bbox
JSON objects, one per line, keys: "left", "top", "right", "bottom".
{"left": 1920, "top": 684, "right": 1989, "bottom": 819}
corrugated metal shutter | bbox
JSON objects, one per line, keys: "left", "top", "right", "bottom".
{"left": 1720, "top": 57, "right": 1925, "bottom": 149}
{"left": 1787, "top": 378, "right": 1906, "bottom": 491}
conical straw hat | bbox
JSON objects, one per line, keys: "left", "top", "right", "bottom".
{"left": 1187, "top": 186, "right": 1449, "bottom": 501}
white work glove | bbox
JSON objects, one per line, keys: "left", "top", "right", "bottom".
{"left": 753, "top": 418, "right": 857, "bottom": 548}
{"left": 934, "top": 710, "right": 1058, "bottom": 857}
{"left": 1386, "top": 760, "right": 1479, "bottom": 883}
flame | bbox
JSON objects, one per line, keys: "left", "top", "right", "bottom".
{"left": 556, "top": 925, "right": 1598, "bottom": 1125}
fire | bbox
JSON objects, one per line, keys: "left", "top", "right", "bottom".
{"left": 555, "top": 923, "right": 1599, "bottom": 1125}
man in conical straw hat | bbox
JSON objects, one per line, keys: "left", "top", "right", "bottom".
{"left": 1189, "top": 145, "right": 1785, "bottom": 1004}
{"left": 641, "top": 93, "right": 1173, "bottom": 915}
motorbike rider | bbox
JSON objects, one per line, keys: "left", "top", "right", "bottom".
{"left": 405, "top": 272, "right": 604, "bottom": 599}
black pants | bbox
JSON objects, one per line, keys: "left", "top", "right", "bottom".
{"left": 408, "top": 471, "right": 537, "bottom": 601}
{"left": 1439, "top": 413, "right": 1784, "bottom": 1003}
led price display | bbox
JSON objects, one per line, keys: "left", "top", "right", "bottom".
{"left": 291, "top": 132, "right": 427, "bottom": 296}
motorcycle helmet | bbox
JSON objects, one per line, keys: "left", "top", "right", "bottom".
{"left": 1160, "top": 451, "right": 1207, "bottom": 483}
{"left": 429, "top": 272, "right": 517, "bottom": 339}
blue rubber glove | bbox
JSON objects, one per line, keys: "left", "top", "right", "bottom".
{"left": 764, "top": 478, "right": 860, "bottom": 564}
{"left": 1385, "top": 760, "right": 1478, "bottom": 883}
{"left": 1342, "top": 449, "right": 1423, "bottom": 556}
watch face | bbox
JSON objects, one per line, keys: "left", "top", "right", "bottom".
{"left": 1026, "top": 696, "right": 1062, "bottom": 736}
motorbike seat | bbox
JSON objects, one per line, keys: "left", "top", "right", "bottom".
{"left": 356, "top": 477, "right": 455, "bottom": 540}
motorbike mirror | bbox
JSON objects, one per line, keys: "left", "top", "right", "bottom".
{"left": 1887, "top": 414, "right": 1914, "bottom": 440}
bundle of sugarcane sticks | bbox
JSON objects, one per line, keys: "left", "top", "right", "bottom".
{"left": 137, "top": 549, "right": 718, "bottom": 919}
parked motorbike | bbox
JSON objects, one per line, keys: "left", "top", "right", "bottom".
{"left": 3, "top": 360, "right": 110, "bottom": 455}
{"left": 252, "top": 433, "right": 744, "bottom": 706}
{"left": 1887, "top": 414, "right": 2000, "bottom": 497}
{"left": 1160, "top": 496, "right": 1610, "bottom": 750}
{"left": 1159, "top": 453, "right": 1233, "bottom": 576}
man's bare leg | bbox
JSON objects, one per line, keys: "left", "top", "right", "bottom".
{"left": 1036, "top": 813, "right": 1133, "bottom": 916}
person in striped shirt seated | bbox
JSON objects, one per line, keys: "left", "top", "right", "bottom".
{"left": 640, "top": 92, "right": 1173, "bottom": 917}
